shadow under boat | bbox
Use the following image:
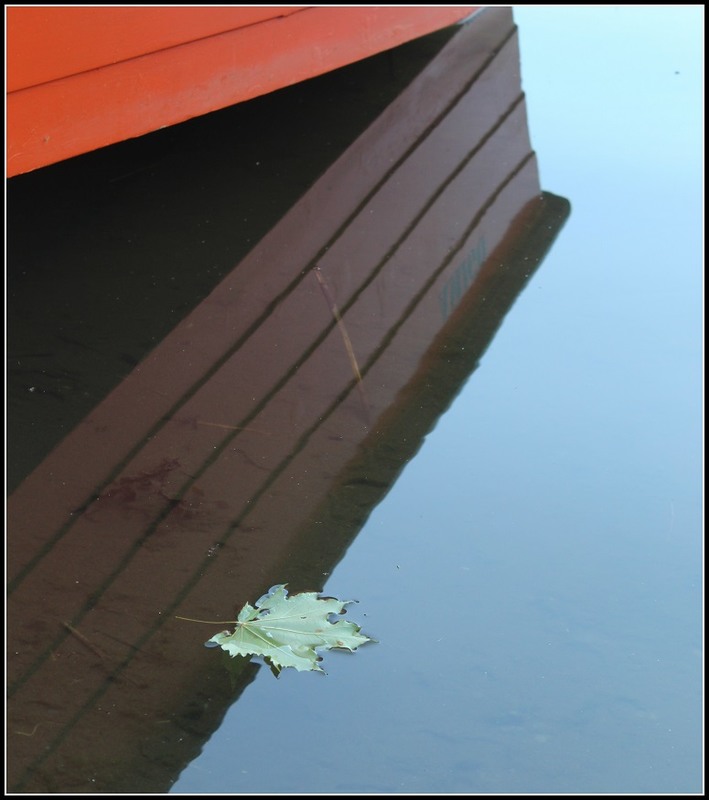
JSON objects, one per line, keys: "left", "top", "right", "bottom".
{"left": 7, "top": 8, "right": 570, "bottom": 793}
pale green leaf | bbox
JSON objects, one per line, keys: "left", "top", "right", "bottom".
{"left": 205, "top": 584, "right": 374, "bottom": 674}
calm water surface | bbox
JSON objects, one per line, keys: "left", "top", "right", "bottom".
{"left": 7, "top": 6, "right": 701, "bottom": 795}
{"left": 174, "top": 7, "right": 702, "bottom": 794}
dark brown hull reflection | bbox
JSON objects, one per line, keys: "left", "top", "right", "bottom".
{"left": 7, "top": 8, "right": 569, "bottom": 793}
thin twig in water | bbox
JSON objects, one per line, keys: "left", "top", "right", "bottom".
{"left": 15, "top": 723, "right": 40, "bottom": 737}
{"left": 15, "top": 721, "right": 61, "bottom": 736}
{"left": 195, "top": 421, "right": 271, "bottom": 434}
{"left": 63, "top": 621, "right": 106, "bottom": 660}
{"left": 313, "top": 266, "right": 370, "bottom": 422}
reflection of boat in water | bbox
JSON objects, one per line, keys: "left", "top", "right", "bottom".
{"left": 7, "top": 8, "right": 569, "bottom": 793}
{"left": 6, "top": 5, "right": 478, "bottom": 177}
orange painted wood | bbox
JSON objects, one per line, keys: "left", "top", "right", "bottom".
{"left": 6, "top": 7, "right": 305, "bottom": 92}
{"left": 7, "top": 5, "right": 478, "bottom": 177}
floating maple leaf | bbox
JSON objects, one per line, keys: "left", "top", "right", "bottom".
{"left": 181, "top": 584, "right": 374, "bottom": 674}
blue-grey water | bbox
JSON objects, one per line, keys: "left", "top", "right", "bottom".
{"left": 7, "top": 6, "right": 702, "bottom": 795}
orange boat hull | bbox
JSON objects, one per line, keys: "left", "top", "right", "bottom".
{"left": 7, "top": 5, "right": 478, "bottom": 177}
